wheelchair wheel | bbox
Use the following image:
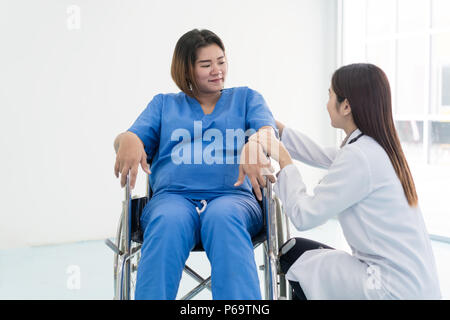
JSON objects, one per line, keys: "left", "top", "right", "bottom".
{"left": 263, "top": 192, "right": 292, "bottom": 300}
{"left": 274, "top": 196, "right": 290, "bottom": 299}
{"left": 113, "top": 206, "right": 141, "bottom": 300}
{"left": 113, "top": 208, "right": 124, "bottom": 299}
{"left": 128, "top": 242, "right": 141, "bottom": 299}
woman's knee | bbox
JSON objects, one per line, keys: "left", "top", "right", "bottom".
{"left": 279, "top": 237, "right": 334, "bottom": 274}
{"left": 141, "top": 194, "right": 199, "bottom": 245}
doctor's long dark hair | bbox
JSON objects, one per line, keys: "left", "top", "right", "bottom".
{"left": 332, "top": 63, "right": 418, "bottom": 207}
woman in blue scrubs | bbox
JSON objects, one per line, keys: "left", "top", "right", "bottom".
{"left": 113, "top": 29, "right": 277, "bottom": 300}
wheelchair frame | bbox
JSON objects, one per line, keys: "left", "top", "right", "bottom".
{"left": 105, "top": 174, "right": 291, "bottom": 300}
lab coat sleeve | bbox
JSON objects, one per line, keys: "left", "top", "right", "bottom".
{"left": 282, "top": 127, "right": 338, "bottom": 169}
{"left": 127, "top": 94, "right": 163, "bottom": 158}
{"left": 245, "top": 88, "right": 277, "bottom": 134}
{"left": 273, "top": 146, "right": 371, "bottom": 231}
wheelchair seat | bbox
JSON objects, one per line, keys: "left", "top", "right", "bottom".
{"left": 129, "top": 190, "right": 268, "bottom": 251}
{"left": 107, "top": 172, "right": 290, "bottom": 300}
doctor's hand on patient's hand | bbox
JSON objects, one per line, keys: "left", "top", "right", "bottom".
{"left": 114, "top": 132, "right": 151, "bottom": 189}
{"left": 248, "top": 129, "right": 281, "bottom": 160}
{"left": 249, "top": 129, "right": 294, "bottom": 170}
{"left": 234, "top": 140, "right": 276, "bottom": 201}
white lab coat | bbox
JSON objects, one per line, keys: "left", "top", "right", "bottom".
{"left": 273, "top": 127, "right": 442, "bottom": 300}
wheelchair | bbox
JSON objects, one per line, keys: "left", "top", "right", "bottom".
{"left": 105, "top": 171, "right": 292, "bottom": 300}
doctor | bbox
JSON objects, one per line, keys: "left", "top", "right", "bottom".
{"left": 238, "top": 63, "right": 442, "bottom": 299}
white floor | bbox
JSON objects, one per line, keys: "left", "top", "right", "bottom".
{"left": 0, "top": 219, "right": 448, "bottom": 300}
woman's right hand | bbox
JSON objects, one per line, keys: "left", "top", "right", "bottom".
{"left": 114, "top": 132, "right": 151, "bottom": 189}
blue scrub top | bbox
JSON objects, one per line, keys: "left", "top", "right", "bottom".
{"left": 128, "top": 86, "right": 277, "bottom": 198}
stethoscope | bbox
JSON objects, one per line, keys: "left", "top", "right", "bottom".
{"left": 348, "top": 133, "right": 364, "bottom": 145}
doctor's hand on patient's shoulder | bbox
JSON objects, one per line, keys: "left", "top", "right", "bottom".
{"left": 114, "top": 131, "right": 151, "bottom": 189}
{"left": 234, "top": 140, "right": 276, "bottom": 201}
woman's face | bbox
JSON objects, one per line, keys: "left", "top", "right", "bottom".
{"left": 193, "top": 44, "right": 227, "bottom": 95}
{"left": 327, "top": 86, "right": 343, "bottom": 129}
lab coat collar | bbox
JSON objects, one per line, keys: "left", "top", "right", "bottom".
{"left": 340, "top": 128, "right": 362, "bottom": 148}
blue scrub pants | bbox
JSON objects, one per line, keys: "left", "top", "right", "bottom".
{"left": 134, "top": 192, "right": 263, "bottom": 300}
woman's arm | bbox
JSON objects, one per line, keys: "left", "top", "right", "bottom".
{"left": 235, "top": 126, "right": 277, "bottom": 200}
{"left": 114, "top": 94, "right": 162, "bottom": 189}
{"left": 253, "top": 128, "right": 371, "bottom": 230}
{"left": 238, "top": 88, "right": 280, "bottom": 198}
{"left": 248, "top": 126, "right": 293, "bottom": 169}
{"left": 274, "top": 147, "right": 371, "bottom": 231}
{"left": 114, "top": 131, "right": 151, "bottom": 189}
{"left": 114, "top": 132, "right": 140, "bottom": 154}
{"left": 281, "top": 126, "right": 338, "bottom": 169}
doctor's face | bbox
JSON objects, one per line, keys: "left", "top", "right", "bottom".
{"left": 194, "top": 44, "right": 227, "bottom": 95}
{"left": 327, "top": 87, "right": 344, "bottom": 129}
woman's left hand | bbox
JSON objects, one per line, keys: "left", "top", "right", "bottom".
{"left": 248, "top": 129, "right": 281, "bottom": 160}
{"left": 249, "top": 128, "right": 294, "bottom": 169}
{"left": 234, "top": 140, "right": 276, "bottom": 201}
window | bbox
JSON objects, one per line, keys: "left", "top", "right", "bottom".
{"left": 440, "top": 65, "right": 450, "bottom": 107}
{"left": 340, "top": 0, "right": 450, "bottom": 240}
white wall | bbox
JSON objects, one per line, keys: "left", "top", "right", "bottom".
{"left": 0, "top": 0, "right": 337, "bottom": 249}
